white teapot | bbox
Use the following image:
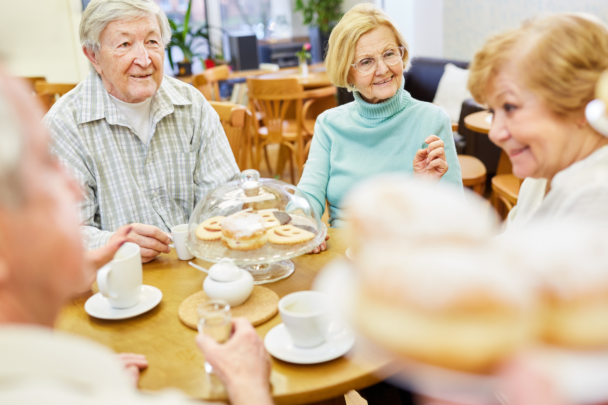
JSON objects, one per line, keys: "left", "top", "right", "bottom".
{"left": 203, "top": 258, "right": 254, "bottom": 307}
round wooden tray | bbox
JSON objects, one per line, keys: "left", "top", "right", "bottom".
{"left": 178, "top": 286, "right": 279, "bottom": 330}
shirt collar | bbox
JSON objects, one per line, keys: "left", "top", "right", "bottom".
{"left": 552, "top": 144, "right": 608, "bottom": 187}
{"left": 78, "top": 70, "right": 192, "bottom": 126}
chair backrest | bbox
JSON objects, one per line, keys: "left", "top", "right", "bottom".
{"left": 194, "top": 65, "right": 231, "bottom": 101}
{"left": 21, "top": 76, "right": 46, "bottom": 91}
{"left": 192, "top": 74, "right": 212, "bottom": 100}
{"left": 209, "top": 101, "right": 251, "bottom": 170}
{"left": 247, "top": 77, "right": 305, "bottom": 144}
{"left": 34, "top": 82, "right": 77, "bottom": 112}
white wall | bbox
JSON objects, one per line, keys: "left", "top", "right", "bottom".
{"left": 0, "top": 0, "right": 90, "bottom": 83}
{"left": 444, "top": 0, "right": 608, "bottom": 61}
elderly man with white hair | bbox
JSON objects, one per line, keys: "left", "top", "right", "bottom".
{"left": 0, "top": 70, "right": 272, "bottom": 404}
{"left": 45, "top": 0, "right": 239, "bottom": 263}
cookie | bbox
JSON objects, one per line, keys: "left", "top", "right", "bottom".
{"left": 259, "top": 212, "right": 281, "bottom": 229}
{"left": 200, "top": 216, "right": 225, "bottom": 231}
{"left": 268, "top": 225, "right": 315, "bottom": 245}
{"left": 196, "top": 223, "right": 222, "bottom": 241}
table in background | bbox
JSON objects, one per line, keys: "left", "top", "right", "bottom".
{"left": 464, "top": 111, "right": 512, "bottom": 176}
{"left": 56, "top": 228, "right": 394, "bottom": 405}
{"left": 178, "top": 63, "right": 331, "bottom": 90}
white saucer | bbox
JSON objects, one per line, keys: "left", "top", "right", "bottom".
{"left": 85, "top": 285, "right": 163, "bottom": 320}
{"left": 264, "top": 323, "right": 355, "bottom": 364}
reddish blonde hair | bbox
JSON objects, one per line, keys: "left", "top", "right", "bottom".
{"left": 468, "top": 13, "right": 608, "bottom": 116}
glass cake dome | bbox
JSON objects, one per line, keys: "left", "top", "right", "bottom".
{"left": 186, "top": 169, "right": 327, "bottom": 284}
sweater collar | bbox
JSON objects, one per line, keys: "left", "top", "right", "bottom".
{"left": 353, "top": 87, "right": 411, "bottom": 120}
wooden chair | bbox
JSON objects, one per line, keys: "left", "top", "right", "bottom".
{"left": 301, "top": 91, "right": 337, "bottom": 161}
{"left": 247, "top": 77, "right": 336, "bottom": 184}
{"left": 192, "top": 65, "right": 230, "bottom": 101}
{"left": 34, "top": 82, "right": 77, "bottom": 112}
{"left": 458, "top": 155, "right": 487, "bottom": 196}
{"left": 20, "top": 76, "right": 46, "bottom": 92}
{"left": 209, "top": 101, "right": 252, "bottom": 171}
{"left": 492, "top": 174, "right": 523, "bottom": 219}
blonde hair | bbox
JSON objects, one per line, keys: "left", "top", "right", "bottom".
{"left": 468, "top": 13, "right": 608, "bottom": 117}
{"left": 325, "top": 3, "right": 410, "bottom": 91}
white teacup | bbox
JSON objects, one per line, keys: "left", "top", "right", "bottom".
{"left": 97, "top": 242, "right": 142, "bottom": 309}
{"left": 171, "top": 224, "right": 194, "bottom": 261}
{"left": 279, "top": 291, "right": 331, "bottom": 348}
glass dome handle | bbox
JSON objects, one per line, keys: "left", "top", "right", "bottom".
{"left": 241, "top": 169, "right": 260, "bottom": 183}
{"left": 241, "top": 169, "right": 260, "bottom": 196}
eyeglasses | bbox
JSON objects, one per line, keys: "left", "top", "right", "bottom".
{"left": 351, "top": 46, "right": 405, "bottom": 74}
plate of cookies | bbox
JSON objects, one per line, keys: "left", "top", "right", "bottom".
{"left": 186, "top": 170, "right": 326, "bottom": 283}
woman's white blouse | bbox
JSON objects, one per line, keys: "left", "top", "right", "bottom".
{"left": 505, "top": 145, "right": 608, "bottom": 233}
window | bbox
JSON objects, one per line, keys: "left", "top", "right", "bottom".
{"left": 220, "top": 0, "right": 271, "bottom": 37}
{"left": 154, "top": 0, "right": 207, "bottom": 23}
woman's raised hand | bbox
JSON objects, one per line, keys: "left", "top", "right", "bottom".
{"left": 413, "top": 135, "right": 449, "bottom": 181}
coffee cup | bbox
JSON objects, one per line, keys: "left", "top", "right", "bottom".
{"left": 97, "top": 242, "right": 142, "bottom": 309}
{"left": 171, "top": 224, "right": 194, "bottom": 261}
{"left": 279, "top": 291, "right": 332, "bottom": 348}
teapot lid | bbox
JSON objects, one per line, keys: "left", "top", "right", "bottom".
{"left": 209, "top": 258, "right": 242, "bottom": 282}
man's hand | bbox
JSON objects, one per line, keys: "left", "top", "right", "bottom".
{"left": 110, "top": 223, "right": 171, "bottom": 263}
{"left": 77, "top": 226, "right": 131, "bottom": 294}
{"left": 116, "top": 353, "right": 148, "bottom": 387}
{"left": 196, "top": 318, "right": 273, "bottom": 405}
{"left": 309, "top": 235, "right": 330, "bottom": 254}
{"left": 413, "top": 135, "right": 449, "bottom": 181}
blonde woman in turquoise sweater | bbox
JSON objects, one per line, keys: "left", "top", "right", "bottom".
{"left": 299, "top": 4, "right": 463, "bottom": 253}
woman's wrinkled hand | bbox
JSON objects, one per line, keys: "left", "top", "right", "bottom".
{"left": 413, "top": 135, "right": 449, "bottom": 181}
{"left": 116, "top": 353, "right": 148, "bottom": 387}
{"left": 309, "top": 235, "right": 330, "bottom": 254}
{"left": 196, "top": 318, "right": 273, "bottom": 405}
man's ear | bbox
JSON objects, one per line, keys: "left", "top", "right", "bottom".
{"left": 82, "top": 47, "right": 103, "bottom": 75}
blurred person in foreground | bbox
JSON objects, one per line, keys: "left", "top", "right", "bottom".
{"left": 468, "top": 13, "right": 608, "bottom": 232}
{"left": 45, "top": 0, "right": 239, "bottom": 262}
{"left": 297, "top": 3, "right": 463, "bottom": 253}
{"left": 0, "top": 72, "right": 272, "bottom": 405}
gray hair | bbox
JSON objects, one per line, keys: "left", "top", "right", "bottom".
{"left": 80, "top": 0, "right": 171, "bottom": 54}
{"left": 0, "top": 79, "right": 24, "bottom": 208}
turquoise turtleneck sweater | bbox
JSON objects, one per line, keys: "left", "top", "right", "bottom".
{"left": 297, "top": 88, "right": 463, "bottom": 228}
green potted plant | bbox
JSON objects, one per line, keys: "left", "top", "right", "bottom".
{"left": 167, "top": 0, "right": 223, "bottom": 76}
{"left": 294, "top": 0, "right": 343, "bottom": 62}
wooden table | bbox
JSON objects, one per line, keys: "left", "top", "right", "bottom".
{"left": 178, "top": 63, "right": 331, "bottom": 89}
{"left": 55, "top": 228, "right": 393, "bottom": 404}
{"left": 463, "top": 110, "right": 492, "bottom": 134}
{"left": 464, "top": 111, "right": 512, "bottom": 176}
{"left": 257, "top": 68, "right": 332, "bottom": 89}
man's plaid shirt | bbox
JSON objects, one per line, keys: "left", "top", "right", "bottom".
{"left": 45, "top": 70, "right": 239, "bottom": 249}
